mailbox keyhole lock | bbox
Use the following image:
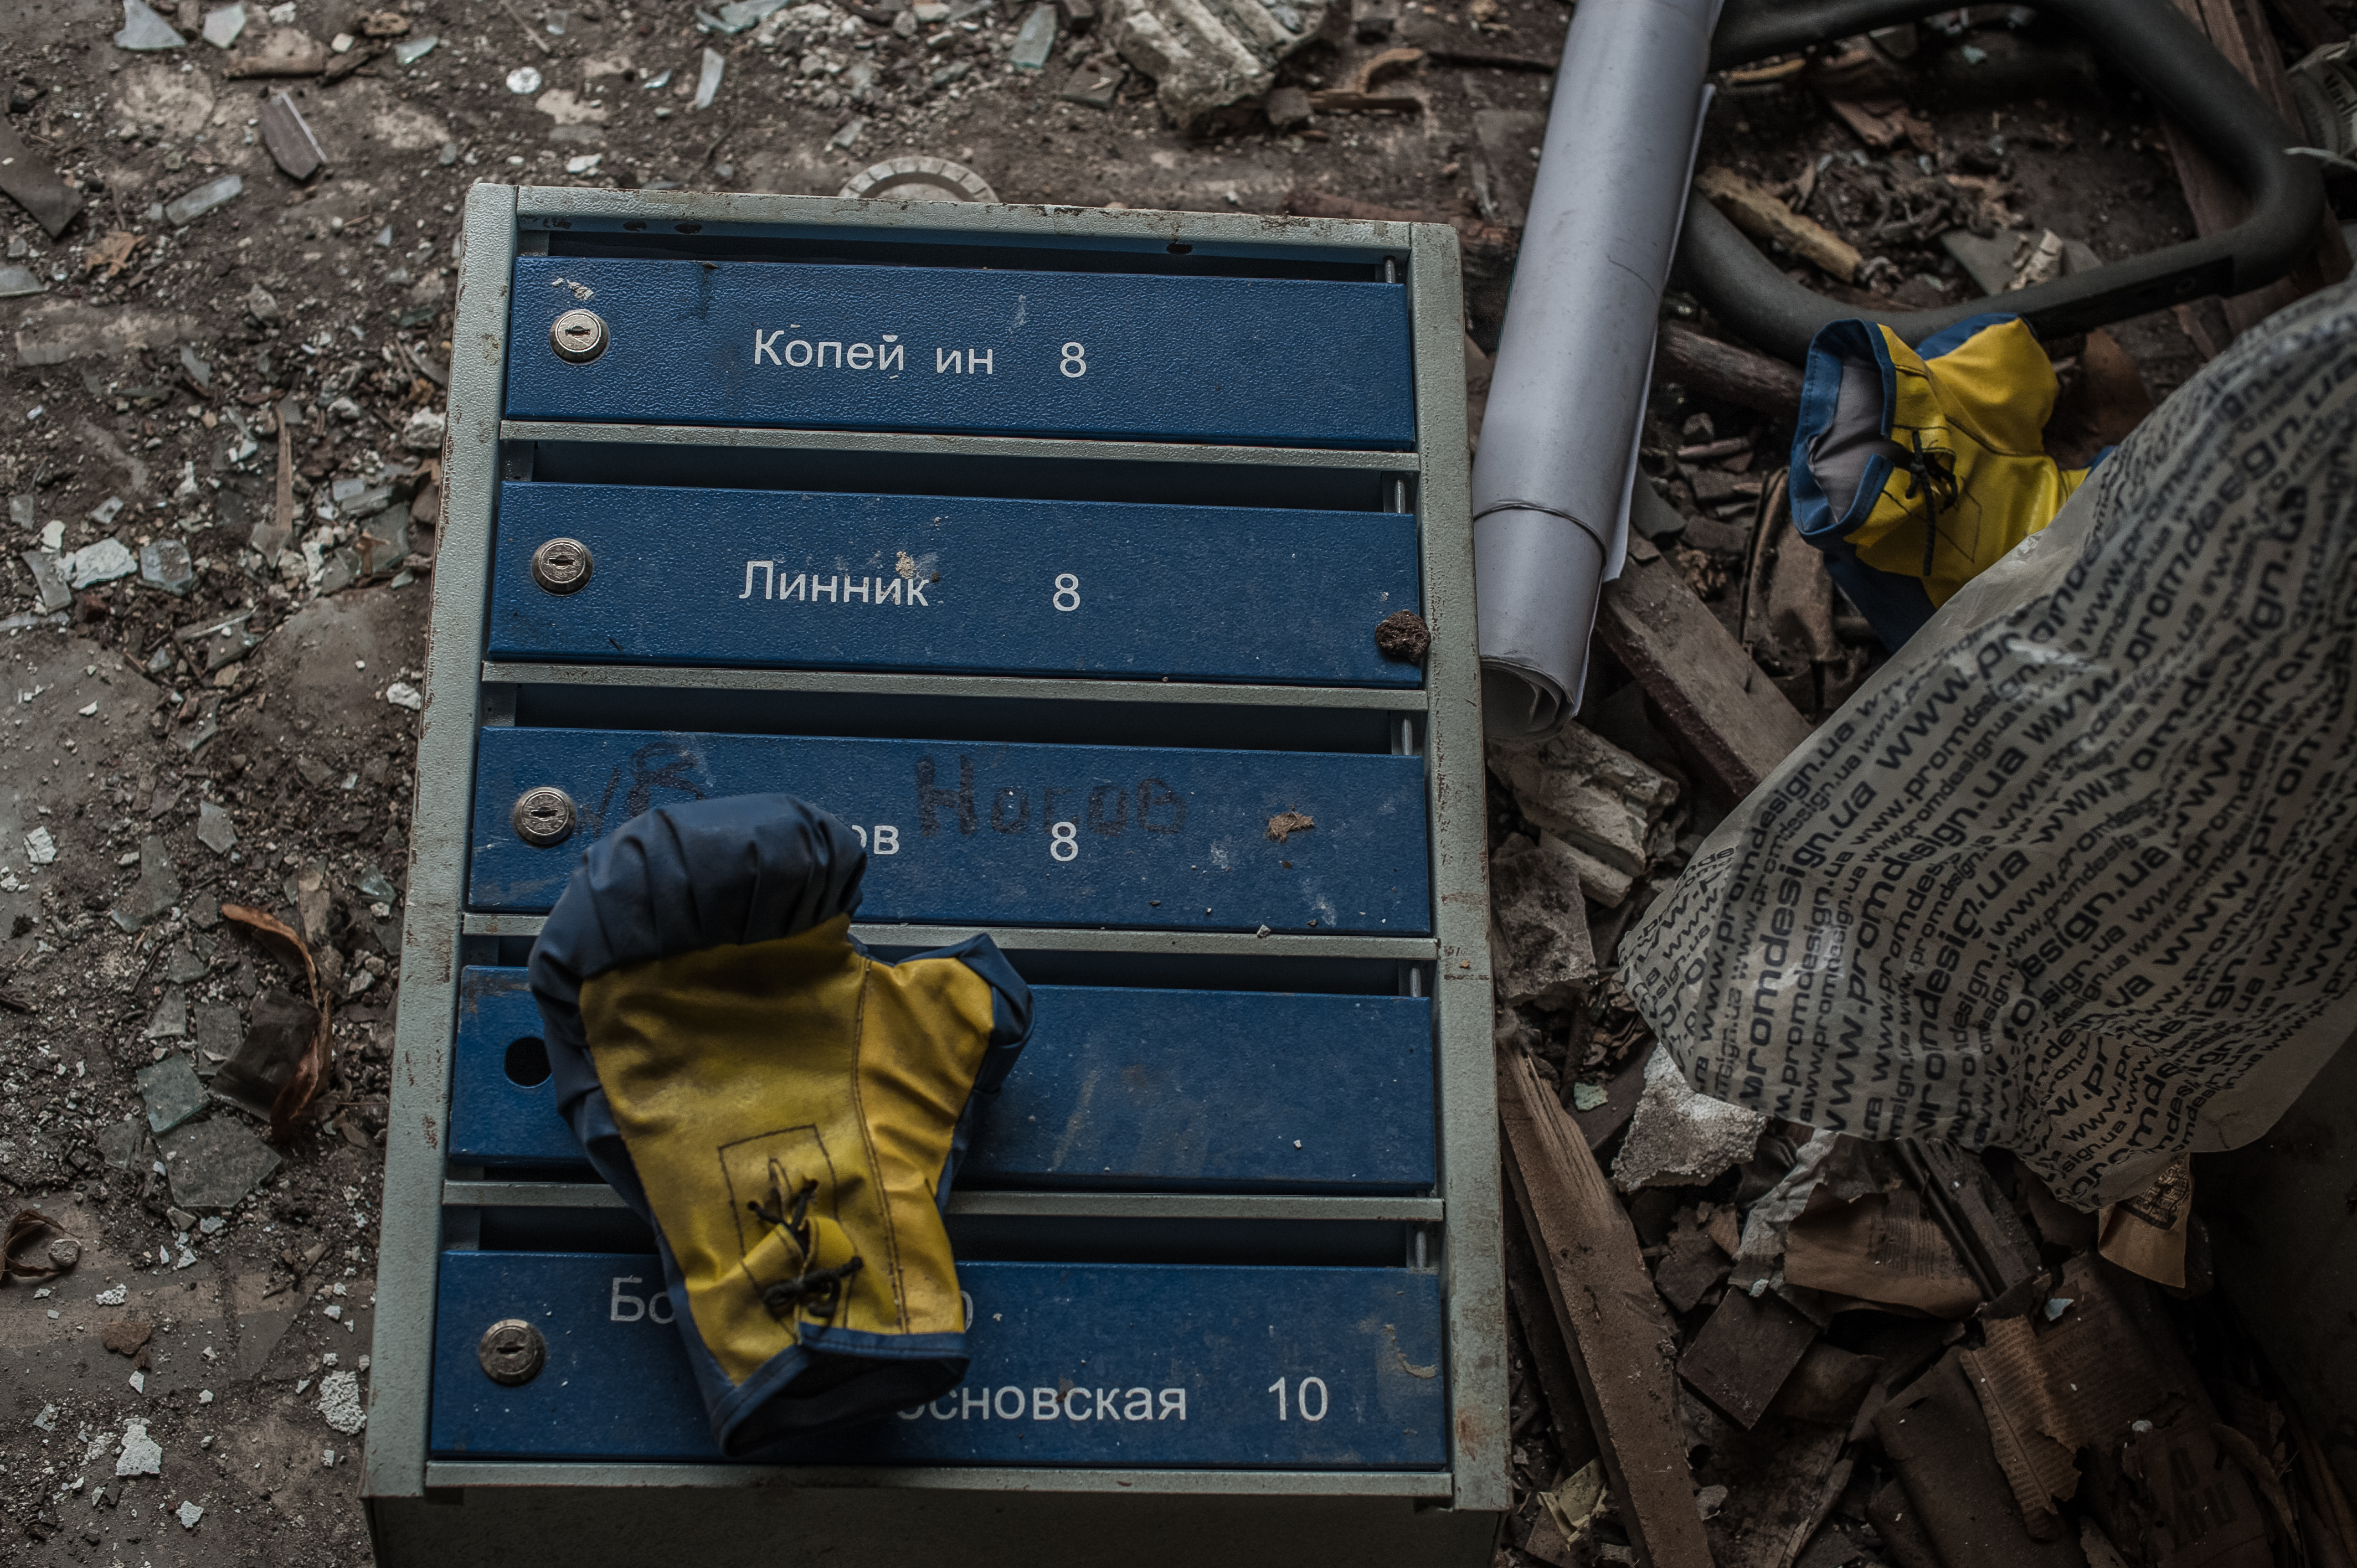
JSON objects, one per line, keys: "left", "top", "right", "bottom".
{"left": 478, "top": 1318, "right": 547, "bottom": 1386}
{"left": 513, "top": 786, "right": 578, "bottom": 848}
{"left": 531, "top": 537, "right": 594, "bottom": 595}
{"left": 550, "top": 308, "right": 610, "bottom": 364}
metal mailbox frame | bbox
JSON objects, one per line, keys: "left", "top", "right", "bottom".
{"left": 367, "top": 182, "right": 1504, "bottom": 1567}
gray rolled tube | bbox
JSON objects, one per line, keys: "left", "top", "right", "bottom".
{"left": 1473, "top": 0, "right": 1721, "bottom": 739}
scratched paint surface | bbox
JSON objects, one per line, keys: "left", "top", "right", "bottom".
{"left": 466, "top": 727, "right": 1432, "bottom": 932}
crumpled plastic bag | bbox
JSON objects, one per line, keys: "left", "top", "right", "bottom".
{"left": 1627, "top": 279, "right": 2357, "bottom": 1210}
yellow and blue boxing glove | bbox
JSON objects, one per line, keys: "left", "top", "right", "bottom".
{"left": 1790, "top": 313, "right": 2101, "bottom": 647}
{"left": 529, "top": 794, "right": 1031, "bottom": 1452}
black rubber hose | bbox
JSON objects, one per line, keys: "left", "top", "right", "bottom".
{"left": 1678, "top": 0, "right": 2326, "bottom": 360}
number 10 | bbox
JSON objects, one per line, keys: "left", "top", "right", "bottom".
{"left": 1268, "top": 1375, "right": 1329, "bottom": 1421}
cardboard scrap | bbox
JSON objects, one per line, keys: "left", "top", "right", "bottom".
{"left": 1846, "top": 1317, "right": 1955, "bottom": 1444}
{"left": 1957, "top": 1251, "right": 2273, "bottom": 1566}
{"left": 1704, "top": 1202, "right": 1740, "bottom": 1257}
{"left": 1652, "top": 1206, "right": 1731, "bottom": 1315}
{"left": 1782, "top": 1181, "right": 1983, "bottom": 1318}
{"left": 1772, "top": 1343, "right": 1881, "bottom": 1429}
{"left": 2101, "top": 1411, "right": 2273, "bottom": 1567}
{"left": 2097, "top": 1152, "right": 2192, "bottom": 1288}
{"left": 2047, "top": 327, "right": 2157, "bottom": 470}
{"left": 1679, "top": 1287, "right": 1818, "bottom": 1429}
{"left": 1866, "top": 1477, "right": 1947, "bottom": 1568}
{"left": 2081, "top": 1517, "right": 2135, "bottom": 1568}
{"left": 1957, "top": 1257, "right": 2176, "bottom": 1536}
{"left": 1875, "top": 1351, "right": 2087, "bottom": 1568}
{"left": 1515, "top": 1505, "right": 1583, "bottom": 1568}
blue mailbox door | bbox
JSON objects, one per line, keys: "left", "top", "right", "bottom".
{"left": 503, "top": 256, "right": 1417, "bottom": 448}
{"left": 468, "top": 727, "right": 1432, "bottom": 933}
{"left": 490, "top": 482, "right": 1424, "bottom": 686}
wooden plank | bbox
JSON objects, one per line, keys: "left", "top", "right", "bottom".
{"left": 1655, "top": 321, "right": 1804, "bottom": 417}
{"left": 1498, "top": 1047, "right": 1714, "bottom": 1568}
{"left": 2160, "top": 0, "right": 2350, "bottom": 338}
{"left": 1694, "top": 166, "right": 1861, "bottom": 282}
{"left": 2227, "top": 0, "right": 2303, "bottom": 126}
{"left": 1502, "top": 1195, "right": 1602, "bottom": 1474}
{"left": 1677, "top": 1288, "right": 1819, "bottom": 1429}
{"left": 1873, "top": 1352, "right": 2088, "bottom": 1568}
{"left": 1596, "top": 544, "right": 1814, "bottom": 804}
{"left": 2266, "top": 0, "right": 2348, "bottom": 50}
{"left": 1866, "top": 1478, "right": 1949, "bottom": 1568}
{"left": 1895, "top": 1142, "right": 2046, "bottom": 1306}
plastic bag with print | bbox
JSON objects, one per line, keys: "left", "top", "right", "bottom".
{"left": 1623, "top": 280, "right": 2357, "bottom": 1210}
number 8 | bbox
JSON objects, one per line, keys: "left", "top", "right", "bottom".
{"left": 1060, "top": 342, "right": 1087, "bottom": 378}
{"left": 1053, "top": 573, "right": 1080, "bottom": 612}
{"left": 1049, "top": 821, "right": 1079, "bottom": 862}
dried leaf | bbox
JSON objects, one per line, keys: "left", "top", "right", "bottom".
{"left": 3, "top": 1207, "right": 71, "bottom": 1280}
{"left": 220, "top": 902, "right": 333, "bottom": 1141}
{"left": 1350, "top": 45, "right": 1424, "bottom": 95}
{"left": 83, "top": 230, "right": 146, "bottom": 280}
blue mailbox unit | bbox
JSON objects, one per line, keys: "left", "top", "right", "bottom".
{"left": 368, "top": 187, "right": 1501, "bottom": 1568}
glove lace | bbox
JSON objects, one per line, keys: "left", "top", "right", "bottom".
{"left": 749, "top": 1176, "right": 866, "bottom": 1319}
{"left": 1903, "top": 429, "right": 1958, "bottom": 581}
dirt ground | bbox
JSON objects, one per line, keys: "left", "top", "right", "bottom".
{"left": 0, "top": 0, "right": 2337, "bottom": 1560}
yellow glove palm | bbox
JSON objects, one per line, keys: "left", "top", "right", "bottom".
{"left": 532, "top": 796, "right": 1032, "bottom": 1452}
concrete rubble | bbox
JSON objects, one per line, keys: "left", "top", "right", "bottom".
{"left": 1609, "top": 1046, "right": 1767, "bottom": 1194}
{"left": 1105, "top": 0, "right": 1327, "bottom": 126}
{"left": 1488, "top": 831, "right": 1596, "bottom": 1009}
{"left": 1488, "top": 723, "right": 1679, "bottom": 907}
